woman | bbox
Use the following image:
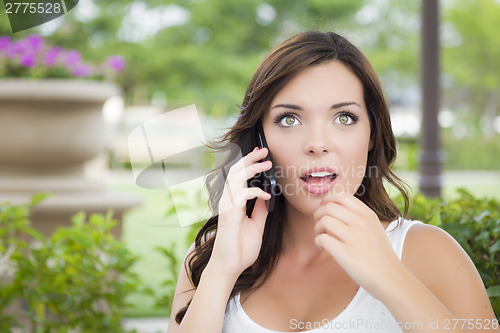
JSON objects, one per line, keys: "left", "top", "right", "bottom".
{"left": 168, "top": 31, "right": 497, "bottom": 332}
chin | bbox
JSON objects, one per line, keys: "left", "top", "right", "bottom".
{"left": 281, "top": 189, "right": 321, "bottom": 219}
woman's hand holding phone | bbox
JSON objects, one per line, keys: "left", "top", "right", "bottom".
{"left": 208, "top": 147, "right": 272, "bottom": 280}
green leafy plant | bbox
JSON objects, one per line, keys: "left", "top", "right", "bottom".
{"left": 0, "top": 198, "right": 140, "bottom": 333}
{"left": 0, "top": 196, "right": 43, "bottom": 331}
{"left": 395, "top": 189, "right": 500, "bottom": 316}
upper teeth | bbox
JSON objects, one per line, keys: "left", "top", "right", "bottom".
{"left": 308, "top": 171, "right": 333, "bottom": 177}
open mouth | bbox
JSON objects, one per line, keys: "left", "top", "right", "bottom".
{"left": 300, "top": 171, "right": 337, "bottom": 186}
{"left": 299, "top": 167, "right": 338, "bottom": 195}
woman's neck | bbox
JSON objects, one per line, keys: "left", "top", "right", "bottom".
{"left": 280, "top": 200, "right": 329, "bottom": 267}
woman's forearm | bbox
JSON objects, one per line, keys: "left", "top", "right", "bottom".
{"left": 177, "top": 262, "right": 237, "bottom": 333}
{"left": 376, "top": 263, "right": 467, "bottom": 333}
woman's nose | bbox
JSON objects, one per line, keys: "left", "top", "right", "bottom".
{"left": 304, "top": 124, "right": 331, "bottom": 154}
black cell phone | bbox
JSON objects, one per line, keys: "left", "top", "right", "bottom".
{"left": 256, "top": 121, "right": 277, "bottom": 212}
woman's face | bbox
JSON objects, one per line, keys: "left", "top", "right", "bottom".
{"left": 262, "top": 60, "right": 372, "bottom": 217}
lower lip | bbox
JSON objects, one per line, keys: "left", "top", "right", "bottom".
{"left": 300, "top": 177, "right": 337, "bottom": 195}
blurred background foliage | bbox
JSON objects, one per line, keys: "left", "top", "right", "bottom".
{"left": 0, "top": 0, "right": 498, "bottom": 112}
{"left": 1, "top": 0, "right": 367, "bottom": 111}
{"left": 2, "top": 0, "right": 499, "bottom": 170}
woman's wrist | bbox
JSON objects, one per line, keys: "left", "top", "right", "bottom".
{"left": 371, "top": 260, "right": 461, "bottom": 330}
{"left": 365, "top": 256, "right": 410, "bottom": 302}
{"left": 177, "top": 258, "right": 240, "bottom": 333}
{"left": 203, "top": 259, "right": 241, "bottom": 288}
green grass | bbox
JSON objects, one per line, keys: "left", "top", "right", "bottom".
{"left": 113, "top": 170, "right": 500, "bottom": 317}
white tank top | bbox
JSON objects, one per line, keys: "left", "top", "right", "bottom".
{"left": 222, "top": 218, "right": 423, "bottom": 333}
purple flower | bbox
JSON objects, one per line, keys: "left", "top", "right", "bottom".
{"left": 71, "top": 63, "right": 93, "bottom": 77}
{"left": 64, "top": 50, "right": 82, "bottom": 66}
{"left": 106, "top": 55, "right": 126, "bottom": 72}
{"left": 5, "top": 40, "right": 25, "bottom": 58}
{"left": 0, "top": 36, "right": 11, "bottom": 51}
{"left": 20, "top": 53, "right": 37, "bottom": 67}
{"left": 2, "top": 34, "right": 125, "bottom": 80}
{"left": 44, "top": 46, "right": 63, "bottom": 67}
{"left": 25, "top": 34, "right": 44, "bottom": 53}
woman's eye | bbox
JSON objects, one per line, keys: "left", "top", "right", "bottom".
{"left": 334, "top": 113, "right": 357, "bottom": 125}
{"left": 279, "top": 115, "right": 300, "bottom": 127}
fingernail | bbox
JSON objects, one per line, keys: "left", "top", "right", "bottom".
{"left": 320, "top": 200, "right": 323, "bottom": 205}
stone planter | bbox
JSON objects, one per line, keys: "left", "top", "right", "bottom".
{"left": 0, "top": 79, "right": 116, "bottom": 171}
{"left": 0, "top": 79, "right": 141, "bottom": 238}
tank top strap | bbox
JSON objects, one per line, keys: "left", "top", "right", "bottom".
{"left": 385, "top": 217, "right": 423, "bottom": 259}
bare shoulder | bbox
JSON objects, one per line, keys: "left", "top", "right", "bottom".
{"left": 402, "top": 222, "right": 477, "bottom": 288}
{"left": 403, "top": 222, "right": 464, "bottom": 260}
{"left": 402, "top": 222, "right": 497, "bottom": 321}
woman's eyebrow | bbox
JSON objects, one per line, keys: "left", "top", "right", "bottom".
{"left": 330, "top": 102, "right": 361, "bottom": 109}
{"left": 271, "top": 103, "right": 303, "bottom": 111}
{"left": 271, "top": 102, "right": 361, "bottom": 110}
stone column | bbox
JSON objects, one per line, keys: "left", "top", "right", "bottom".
{"left": 419, "top": 0, "right": 443, "bottom": 197}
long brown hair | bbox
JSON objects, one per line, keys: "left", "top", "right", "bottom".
{"left": 175, "top": 30, "right": 409, "bottom": 323}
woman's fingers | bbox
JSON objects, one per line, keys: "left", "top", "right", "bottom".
{"left": 318, "top": 194, "right": 379, "bottom": 227}
{"left": 224, "top": 148, "right": 270, "bottom": 198}
{"left": 228, "top": 147, "right": 268, "bottom": 174}
{"left": 315, "top": 232, "right": 343, "bottom": 254}
{"left": 314, "top": 215, "right": 350, "bottom": 243}
{"left": 245, "top": 147, "right": 269, "bottom": 167}
{"left": 314, "top": 201, "right": 358, "bottom": 227}
{"left": 218, "top": 147, "right": 272, "bottom": 215}
{"left": 218, "top": 187, "right": 270, "bottom": 227}
{"left": 232, "top": 187, "right": 271, "bottom": 208}
{"left": 227, "top": 147, "right": 271, "bottom": 184}
{"left": 210, "top": 148, "right": 273, "bottom": 278}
